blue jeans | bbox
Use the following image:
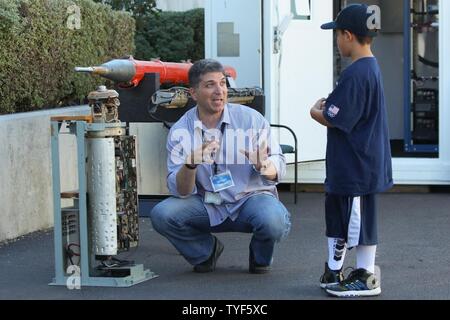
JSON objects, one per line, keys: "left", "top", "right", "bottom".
{"left": 150, "top": 194, "right": 291, "bottom": 266}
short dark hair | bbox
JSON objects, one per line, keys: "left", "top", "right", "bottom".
{"left": 337, "top": 29, "right": 374, "bottom": 45}
{"left": 188, "top": 59, "right": 226, "bottom": 88}
{"left": 355, "top": 34, "right": 374, "bottom": 45}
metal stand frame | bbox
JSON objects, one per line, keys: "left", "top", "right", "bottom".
{"left": 50, "top": 120, "right": 157, "bottom": 287}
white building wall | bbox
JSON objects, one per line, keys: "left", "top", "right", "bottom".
{"left": 206, "top": 0, "right": 450, "bottom": 185}
{"left": 0, "top": 106, "right": 90, "bottom": 242}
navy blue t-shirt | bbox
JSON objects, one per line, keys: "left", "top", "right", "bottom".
{"left": 323, "top": 57, "right": 393, "bottom": 196}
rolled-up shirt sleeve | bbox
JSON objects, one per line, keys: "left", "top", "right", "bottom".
{"left": 166, "top": 127, "right": 198, "bottom": 198}
{"left": 265, "top": 153, "right": 286, "bottom": 185}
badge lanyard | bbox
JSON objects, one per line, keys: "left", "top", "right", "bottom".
{"left": 202, "top": 123, "right": 236, "bottom": 201}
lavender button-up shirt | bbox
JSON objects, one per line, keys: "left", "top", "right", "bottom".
{"left": 166, "top": 103, "right": 286, "bottom": 227}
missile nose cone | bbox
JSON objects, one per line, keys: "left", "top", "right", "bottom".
{"left": 74, "top": 59, "right": 136, "bottom": 83}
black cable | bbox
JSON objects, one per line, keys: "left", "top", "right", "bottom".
{"left": 66, "top": 244, "right": 80, "bottom": 266}
{"left": 298, "top": 159, "right": 326, "bottom": 164}
{"left": 418, "top": 55, "right": 439, "bottom": 68}
{"left": 111, "top": 257, "right": 135, "bottom": 265}
{"left": 67, "top": 243, "right": 80, "bottom": 256}
{"left": 97, "top": 256, "right": 135, "bottom": 269}
{"left": 148, "top": 104, "right": 173, "bottom": 129}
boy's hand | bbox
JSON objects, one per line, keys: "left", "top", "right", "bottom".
{"left": 310, "top": 98, "right": 334, "bottom": 128}
{"left": 312, "top": 98, "right": 326, "bottom": 112}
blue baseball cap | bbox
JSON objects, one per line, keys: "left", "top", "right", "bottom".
{"left": 321, "top": 4, "right": 379, "bottom": 37}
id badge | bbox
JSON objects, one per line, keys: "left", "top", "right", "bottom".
{"left": 210, "top": 170, "right": 235, "bottom": 192}
{"left": 204, "top": 192, "right": 223, "bottom": 205}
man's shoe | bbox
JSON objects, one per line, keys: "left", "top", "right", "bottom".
{"left": 326, "top": 268, "right": 381, "bottom": 298}
{"left": 319, "top": 262, "right": 344, "bottom": 289}
{"left": 193, "top": 236, "right": 224, "bottom": 273}
{"left": 249, "top": 250, "right": 271, "bottom": 274}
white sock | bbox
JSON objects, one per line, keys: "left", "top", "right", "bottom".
{"left": 356, "top": 245, "right": 377, "bottom": 274}
{"left": 327, "top": 238, "right": 347, "bottom": 271}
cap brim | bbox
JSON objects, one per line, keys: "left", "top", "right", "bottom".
{"left": 321, "top": 22, "right": 337, "bottom": 30}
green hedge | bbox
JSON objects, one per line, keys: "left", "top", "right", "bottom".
{"left": 0, "top": 0, "right": 135, "bottom": 114}
{"left": 135, "top": 8, "right": 204, "bottom": 63}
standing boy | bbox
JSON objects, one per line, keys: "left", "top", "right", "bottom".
{"left": 310, "top": 4, "right": 393, "bottom": 297}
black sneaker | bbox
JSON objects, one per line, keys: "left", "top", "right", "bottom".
{"left": 320, "top": 263, "right": 344, "bottom": 289}
{"left": 249, "top": 249, "right": 271, "bottom": 274}
{"left": 326, "top": 268, "right": 381, "bottom": 298}
{"left": 193, "top": 236, "right": 224, "bottom": 273}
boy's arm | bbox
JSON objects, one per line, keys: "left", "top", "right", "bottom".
{"left": 310, "top": 98, "right": 334, "bottom": 128}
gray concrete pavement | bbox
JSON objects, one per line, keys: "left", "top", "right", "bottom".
{"left": 1, "top": 192, "right": 449, "bottom": 300}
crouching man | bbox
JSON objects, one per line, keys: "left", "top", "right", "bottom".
{"left": 150, "top": 59, "right": 291, "bottom": 274}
